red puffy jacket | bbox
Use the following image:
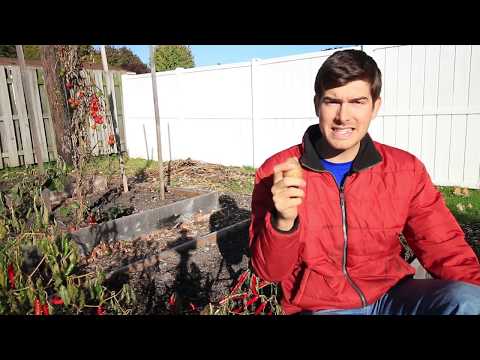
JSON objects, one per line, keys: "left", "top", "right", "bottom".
{"left": 249, "top": 125, "right": 480, "bottom": 315}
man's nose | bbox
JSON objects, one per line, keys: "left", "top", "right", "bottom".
{"left": 335, "top": 103, "right": 350, "bottom": 123}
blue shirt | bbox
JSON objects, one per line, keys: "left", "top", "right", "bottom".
{"left": 320, "top": 158, "right": 353, "bottom": 187}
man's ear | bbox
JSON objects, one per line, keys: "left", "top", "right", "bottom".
{"left": 372, "top": 97, "right": 382, "bottom": 119}
{"left": 314, "top": 95, "right": 320, "bottom": 117}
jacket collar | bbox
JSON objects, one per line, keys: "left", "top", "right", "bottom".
{"left": 299, "top": 124, "right": 383, "bottom": 173}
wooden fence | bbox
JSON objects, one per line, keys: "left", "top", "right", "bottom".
{"left": 0, "top": 60, "right": 126, "bottom": 169}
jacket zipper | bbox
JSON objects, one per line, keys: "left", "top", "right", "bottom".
{"left": 301, "top": 161, "right": 369, "bottom": 307}
{"left": 340, "top": 181, "right": 367, "bottom": 307}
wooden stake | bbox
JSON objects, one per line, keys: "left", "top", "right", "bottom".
{"left": 100, "top": 45, "right": 129, "bottom": 193}
{"left": 150, "top": 45, "right": 165, "bottom": 200}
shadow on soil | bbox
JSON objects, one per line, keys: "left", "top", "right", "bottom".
{"left": 105, "top": 194, "right": 251, "bottom": 315}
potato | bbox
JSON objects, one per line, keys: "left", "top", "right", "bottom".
{"left": 283, "top": 157, "right": 303, "bottom": 179}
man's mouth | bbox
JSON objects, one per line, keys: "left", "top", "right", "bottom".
{"left": 331, "top": 127, "right": 355, "bottom": 139}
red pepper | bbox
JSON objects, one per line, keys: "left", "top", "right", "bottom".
{"left": 230, "top": 271, "right": 249, "bottom": 294}
{"left": 245, "top": 295, "right": 259, "bottom": 308}
{"left": 87, "top": 214, "right": 97, "bottom": 225}
{"left": 7, "top": 263, "right": 15, "bottom": 289}
{"left": 107, "top": 134, "right": 115, "bottom": 146}
{"left": 94, "top": 115, "right": 104, "bottom": 125}
{"left": 90, "top": 101, "right": 99, "bottom": 113}
{"left": 168, "top": 293, "right": 176, "bottom": 306}
{"left": 50, "top": 296, "right": 64, "bottom": 305}
{"left": 42, "top": 304, "right": 49, "bottom": 315}
{"left": 255, "top": 302, "right": 268, "bottom": 315}
{"left": 34, "top": 298, "right": 42, "bottom": 315}
{"left": 250, "top": 273, "right": 258, "bottom": 296}
{"left": 96, "top": 306, "right": 105, "bottom": 315}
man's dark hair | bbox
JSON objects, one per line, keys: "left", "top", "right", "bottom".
{"left": 314, "top": 49, "right": 382, "bottom": 102}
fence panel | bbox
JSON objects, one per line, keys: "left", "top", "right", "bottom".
{"left": 120, "top": 45, "right": 480, "bottom": 188}
{"left": 0, "top": 60, "right": 126, "bottom": 168}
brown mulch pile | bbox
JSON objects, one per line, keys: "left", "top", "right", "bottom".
{"left": 165, "top": 159, "right": 254, "bottom": 195}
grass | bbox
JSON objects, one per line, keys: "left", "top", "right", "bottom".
{"left": 83, "top": 155, "right": 156, "bottom": 178}
{"left": 1, "top": 159, "right": 478, "bottom": 225}
{"left": 437, "top": 186, "right": 480, "bottom": 224}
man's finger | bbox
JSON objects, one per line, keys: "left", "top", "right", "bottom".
{"left": 273, "top": 165, "right": 284, "bottom": 184}
{"left": 283, "top": 176, "right": 306, "bottom": 188}
{"left": 273, "top": 160, "right": 300, "bottom": 184}
{"left": 274, "top": 161, "right": 299, "bottom": 174}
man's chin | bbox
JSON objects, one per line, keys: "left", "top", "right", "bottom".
{"left": 326, "top": 139, "right": 358, "bottom": 152}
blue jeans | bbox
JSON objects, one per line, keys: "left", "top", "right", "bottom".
{"left": 308, "top": 277, "right": 480, "bottom": 315}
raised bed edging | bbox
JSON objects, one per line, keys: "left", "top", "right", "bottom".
{"left": 70, "top": 189, "right": 219, "bottom": 257}
{"left": 105, "top": 218, "right": 251, "bottom": 280}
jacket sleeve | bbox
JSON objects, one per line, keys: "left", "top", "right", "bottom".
{"left": 248, "top": 167, "right": 302, "bottom": 282}
{"left": 403, "top": 158, "right": 480, "bottom": 285}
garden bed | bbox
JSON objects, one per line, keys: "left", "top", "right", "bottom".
{"left": 77, "top": 192, "right": 252, "bottom": 314}
{"left": 69, "top": 188, "right": 218, "bottom": 257}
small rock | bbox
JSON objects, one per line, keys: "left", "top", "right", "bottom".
{"left": 41, "top": 188, "right": 69, "bottom": 211}
{"left": 158, "top": 272, "right": 175, "bottom": 283}
{"left": 453, "top": 187, "right": 463, "bottom": 196}
{"left": 4, "top": 193, "right": 14, "bottom": 209}
{"left": 92, "top": 175, "right": 108, "bottom": 192}
{"left": 194, "top": 213, "right": 210, "bottom": 223}
{"left": 64, "top": 175, "right": 77, "bottom": 196}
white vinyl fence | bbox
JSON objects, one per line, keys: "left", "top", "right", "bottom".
{"left": 122, "top": 45, "right": 480, "bottom": 189}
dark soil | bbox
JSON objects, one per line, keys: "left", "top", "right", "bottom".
{"left": 79, "top": 191, "right": 252, "bottom": 315}
{"left": 54, "top": 181, "right": 200, "bottom": 228}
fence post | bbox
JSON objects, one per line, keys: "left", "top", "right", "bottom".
{"left": 174, "top": 67, "right": 185, "bottom": 162}
{"left": 250, "top": 58, "right": 260, "bottom": 169}
{"left": 11, "top": 66, "right": 35, "bottom": 165}
{"left": 0, "top": 66, "right": 19, "bottom": 167}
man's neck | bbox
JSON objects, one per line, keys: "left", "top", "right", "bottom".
{"left": 319, "top": 142, "right": 360, "bottom": 164}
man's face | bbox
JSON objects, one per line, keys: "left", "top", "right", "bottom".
{"left": 314, "top": 80, "right": 381, "bottom": 157}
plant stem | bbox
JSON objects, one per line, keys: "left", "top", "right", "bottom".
{"left": 28, "top": 255, "right": 46, "bottom": 279}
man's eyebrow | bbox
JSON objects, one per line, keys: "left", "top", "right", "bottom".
{"left": 349, "top": 96, "right": 369, "bottom": 102}
{"left": 322, "top": 96, "right": 369, "bottom": 102}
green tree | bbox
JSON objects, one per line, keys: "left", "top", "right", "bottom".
{"left": 0, "top": 45, "right": 17, "bottom": 58}
{"left": 0, "top": 45, "right": 97, "bottom": 61}
{"left": 153, "top": 45, "right": 195, "bottom": 71}
{"left": 0, "top": 45, "right": 150, "bottom": 74}
{"left": 104, "top": 46, "right": 149, "bottom": 74}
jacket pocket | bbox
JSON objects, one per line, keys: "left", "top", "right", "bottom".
{"left": 291, "top": 267, "right": 312, "bottom": 306}
{"left": 291, "top": 268, "right": 344, "bottom": 308}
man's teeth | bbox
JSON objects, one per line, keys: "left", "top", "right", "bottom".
{"left": 333, "top": 128, "right": 353, "bottom": 133}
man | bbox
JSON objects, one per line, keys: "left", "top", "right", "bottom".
{"left": 248, "top": 49, "right": 480, "bottom": 315}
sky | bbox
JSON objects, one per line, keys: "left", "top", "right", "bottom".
{"left": 102, "top": 45, "right": 354, "bottom": 67}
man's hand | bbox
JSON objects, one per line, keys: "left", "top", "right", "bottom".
{"left": 271, "top": 157, "right": 306, "bottom": 231}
